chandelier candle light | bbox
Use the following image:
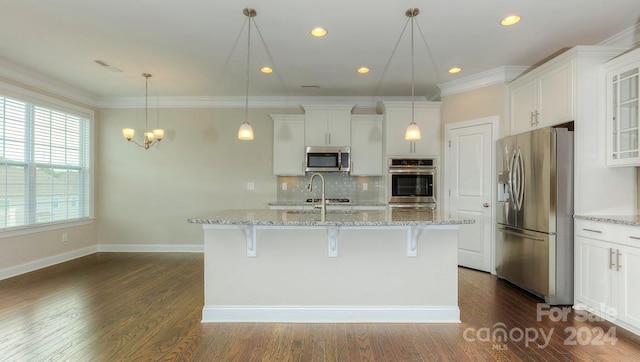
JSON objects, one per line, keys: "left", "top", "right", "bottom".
{"left": 122, "top": 73, "right": 165, "bottom": 149}
{"left": 237, "top": 7, "right": 256, "bottom": 141}
{"left": 405, "top": 8, "right": 421, "bottom": 141}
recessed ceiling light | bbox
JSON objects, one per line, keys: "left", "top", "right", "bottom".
{"left": 261, "top": 67, "right": 273, "bottom": 74}
{"left": 357, "top": 67, "right": 370, "bottom": 74}
{"left": 500, "top": 15, "right": 521, "bottom": 26}
{"left": 448, "top": 67, "right": 462, "bottom": 74}
{"left": 310, "top": 27, "right": 327, "bottom": 37}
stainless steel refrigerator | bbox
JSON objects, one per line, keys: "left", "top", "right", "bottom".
{"left": 496, "top": 126, "right": 574, "bottom": 305}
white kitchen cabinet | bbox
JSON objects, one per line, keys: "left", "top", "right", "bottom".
{"left": 575, "top": 233, "right": 615, "bottom": 312}
{"left": 574, "top": 219, "right": 640, "bottom": 335}
{"left": 509, "top": 59, "right": 574, "bottom": 135}
{"left": 619, "top": 243, "right": 640, "bottom": 328}
{"left": 272, "top": 115, "right": 305, "bottom": 176}
{"left": 350, "top": 114, "right": 383, "bottom": 175}
{"left": 380, "top": 101, "right": 441, "bottom": 157}
{"left": 303, "top": 105, "right": 353, "bottom": 147}
{"left": 605, "top": 48, "right": 640, "bottom": 166}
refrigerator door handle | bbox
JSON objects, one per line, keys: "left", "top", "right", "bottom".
{"left": 517, "top": 149, "right": 525, "bottom": 210}
{"left": 508, "top": 149, "right": 518, "bottom": 210}
{"left": 498, "top": 225, "right": 546, "bottom": 242}
{"left": 510, "top": 148, "right": 524, "bottom": 210}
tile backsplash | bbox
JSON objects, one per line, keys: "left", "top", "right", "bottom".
{"left": 276, "top": 174, "right": 385, "bottom": 203}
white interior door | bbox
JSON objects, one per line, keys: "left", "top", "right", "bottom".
{"left": 445, "top": 120, "right": 494, "bottom": 272}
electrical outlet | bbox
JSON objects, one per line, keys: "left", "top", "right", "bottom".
{"left": 362, "top": 182, "right": 368, "bottom": 191}
{"left": 281, "top": 182, "right": 288, "bottom": 191}
{"left": 247, "top": 182, "right": 255, "bottom": 190}
{"left": 62, "top": 233, "right": 68, "bottom": 242}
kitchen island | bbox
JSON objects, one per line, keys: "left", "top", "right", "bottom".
{"left": 188, "top": 208, "right": 473, "bottom": 323}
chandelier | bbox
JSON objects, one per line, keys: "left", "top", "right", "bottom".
{"left": 122, "top": 73, "right": 165, "bottom": 149}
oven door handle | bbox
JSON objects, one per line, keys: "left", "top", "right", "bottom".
{"left": 388, "top": 169, "right": 436, "bottom": 174}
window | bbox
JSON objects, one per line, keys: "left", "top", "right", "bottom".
{"left": 0, "top": 95, "right": 91, "bottom": 230}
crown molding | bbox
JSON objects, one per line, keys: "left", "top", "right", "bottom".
{"left": 0, "top": 58, "right": 99, "bottom": 107}
{"left": 438, "top": 66, "right": 529, "bottom": 97}
{"left": 97, "top": 95, "right": 416, "bottom": 109}
{"left": 600, "top": 23, "right": 640, "bottom": 48}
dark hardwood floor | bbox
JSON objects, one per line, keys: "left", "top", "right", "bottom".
{"left": 1, "top": 252, "right": 639, "bottom": 361}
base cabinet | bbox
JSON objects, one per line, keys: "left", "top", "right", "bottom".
{"left": 618, "top": 244, "right": 640, "bottom": 328}
{"left": 575, "top": 219, "right": 640, "bottom": 335}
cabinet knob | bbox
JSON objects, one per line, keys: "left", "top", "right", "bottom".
{"left": 483, "top": 202, "right": 490, "bottom": 208}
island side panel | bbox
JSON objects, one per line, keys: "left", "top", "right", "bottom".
{"left": 202, "top": 226, "right": 458, "bottom": 322}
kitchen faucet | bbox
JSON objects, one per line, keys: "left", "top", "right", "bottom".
{"left": 307, "top": 173, "right": 326, "bottom": 222}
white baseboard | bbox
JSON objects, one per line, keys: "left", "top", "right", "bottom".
{"left": 96, "top": 244, "right": 204, "bottom": 253}
{"left": 0, "top": 244, "right": 203, "bottom": 280}
{"left": 202, "top": 305, "right": 461, "bottom": 323}
{"left": 0, "top": 245, "right": 98, "bottom": 281}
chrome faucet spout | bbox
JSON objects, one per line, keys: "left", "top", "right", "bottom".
{"left": 308, "top": 173, "right": 326, "bottom": 222}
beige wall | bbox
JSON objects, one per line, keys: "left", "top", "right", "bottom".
{"left": 0, "top": 224, "right": 96, "bottom": 271}
{"left": 440, "top": 83, "right": 509, "bottom": 137}
{"left": 97, "top": 107, "right": 294, "bottom": 246}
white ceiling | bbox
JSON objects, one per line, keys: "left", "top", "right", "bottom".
{"left": 2, "top": 0, "right": 640, "bottom": 102}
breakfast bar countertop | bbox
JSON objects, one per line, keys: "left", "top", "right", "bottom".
{"left": 188, "top": 208, "right": 474, "bottom": 227}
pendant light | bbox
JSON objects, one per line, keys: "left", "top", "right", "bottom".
{"left": 237, "top": 7, "right": 256, "bottom": 141}
{"left": 122, "top": 73, "right": 165, "bottom": 149}
{"left": 405, "top": 8, "right": 421, "bottom": 141}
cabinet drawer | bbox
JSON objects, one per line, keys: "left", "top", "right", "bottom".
{"left": 610, "top": 224, "right": 640, "bottom": 247}
{"left": 575, "top": 219, "right": 615, "bottom": 239}
{"left": 575, "top": 219, "right": 640, "bottom": 247}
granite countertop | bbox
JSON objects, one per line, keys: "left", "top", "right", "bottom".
{"left": 574, "top": 214, "right": 640, "bottom": 226}
{"left": 267, "top": 201, "right": 387, "bottom": 208}
{"left": 188, "top": 208, "right": 474, "bottom": 227}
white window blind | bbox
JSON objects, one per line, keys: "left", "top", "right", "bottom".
{"left": 0, "top": 95, "right": 91, "bottom": 229}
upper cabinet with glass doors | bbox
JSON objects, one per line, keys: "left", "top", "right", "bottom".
{"left": 606, "top": 48, "right": 640, "bottom": 166}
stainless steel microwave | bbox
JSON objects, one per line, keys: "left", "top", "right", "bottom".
{"left": 305, "top": 146, "right": 350, "bottom": 173}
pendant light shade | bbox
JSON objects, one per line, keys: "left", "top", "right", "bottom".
{"left": 405, "top": 121, "right": 421, "bottom": 140}
{"left": 238, "top": 8, "right": 256, "bottom": 141}
{"left": 404, "top": 8, "right": 422, "bottom": 141}
{"left": 238, "top": 121, "right": 254, "bottom": 140}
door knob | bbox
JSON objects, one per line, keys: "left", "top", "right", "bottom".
{"left": 483, "top": 202, "right": 490, "bottom": 208}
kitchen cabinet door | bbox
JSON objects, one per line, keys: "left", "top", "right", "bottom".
{"left": 510, "top": 78, "right": 537, "bottom": 135}
{"left": 574, "top": 235, "right": 615, "bottom": 312}
{"left": 272, "top": 115, "right": 305, "bottom": 175}
{"left": 383, "top": 101, "right": 441, "bottom": 157}
{"left": 350, "top": 115, "right": 383, "bottom": 175}
{"left": 509, "top": 59, "right": 573, "bottom": 135}
{"left": 618, "top": 243, "right": 640, "bottom": 327}
{"left": 304, "top": 106, "right": 352, "bottom": 147}
{"left": 537, "top": 61, "right": 574, "bottom": 128}
{"left": 605, "top": 49, "right": 640, "bottom": 166}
